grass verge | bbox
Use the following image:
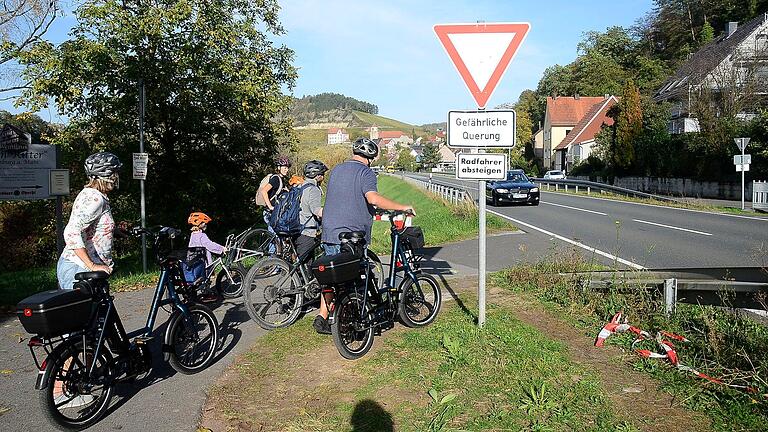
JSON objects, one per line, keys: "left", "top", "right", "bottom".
{"left": 370, "top": 175, "right": 514, "bottom": 255}
{"left": 206, "top": 287, "right": 635, "bottom": 431}
{"left": 493, "top": 251, "right": 768, "bottom": 431}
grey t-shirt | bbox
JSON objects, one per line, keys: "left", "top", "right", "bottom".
{"left": 299, "top": 178, "right": 322, "bottom": 237}
{"left": 321, "top": 160, "right": 378, "bottom": 244}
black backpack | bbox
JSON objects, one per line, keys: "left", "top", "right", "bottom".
{"left": 269, "top": 184, "right": 313, "bottom": 235}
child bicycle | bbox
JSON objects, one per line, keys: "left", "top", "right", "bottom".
{"left": 16, "top": 226, "right": 220, "bottom": 430}
{"left": 312, "top": 210, "right": 442, "bottom": 360}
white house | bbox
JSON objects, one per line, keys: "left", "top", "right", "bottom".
{"left": 553, "top": 96, "right": 618, "bottom": 173}
{"left": 327, "top": 128, "right": 349, "bottom": 144}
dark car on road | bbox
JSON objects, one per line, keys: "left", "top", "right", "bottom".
{"left": 485, "top": 169, "right": 540, "bottom": 206}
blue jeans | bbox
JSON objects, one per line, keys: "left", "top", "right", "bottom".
{"left": 264, "top": 209, "right": 276, "bottom": 253}
{"left": 57, "top": 257, "right": 88, "bottom": 290}
{"left": 322, "top": 243, "right": 341, "bottom": 256}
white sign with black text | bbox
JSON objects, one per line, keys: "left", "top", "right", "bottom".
{"left": 734, "top": 154, "right": 751, "bottom": 165}
{"left": 456, "top": 153, "right": 508, "bottom": 180}
{"left": 447, "top": 110, "right": 516, "bottom": 148}
{"left": 0, "top": 144, "right": 56, "bottom": 200}
{"left": 133, "top": 152, "right": 149, "bottom": 180}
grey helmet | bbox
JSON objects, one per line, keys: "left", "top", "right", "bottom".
{"left": 84, "top": 152, "right": 122, "bottom": 180}
{"left": 352, "top": 138, "right": 379, "bottom": 159}
{"left": 303, "top": 160, "right": 328, "bottom": 179}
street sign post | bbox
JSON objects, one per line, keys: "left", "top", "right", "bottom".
{"left": 734, "top": 138, "right": 751, "bottom": 210}
{"left": 49, "top": 169, "right": 70, "bottom": 196}
{"left": 456, "top": 153, "right": 508, "bottom": 180}
{"left": 0, "top": 144, "right": 56, "bottom": 200}
{"left": 436, "top": 21, "right": 529, "bottom": 327}
{"left": 734, "top": 154, "right": 751, "bottom": 165}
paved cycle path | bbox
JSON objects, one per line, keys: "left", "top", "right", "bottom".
{"left": 0, "top": 228, "right": 587, "bottom": 431}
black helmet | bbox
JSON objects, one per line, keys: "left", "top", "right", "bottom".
{"left": 84, "top": 152, "right": 122, "bottom": 179}
{"left": 303, "top": 160, "right": 328, "bottom": 179}
{"left": 352, "top": 138, "right": 379, "bottom": 159}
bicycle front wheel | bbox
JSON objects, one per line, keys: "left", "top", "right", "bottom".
{"left": 243, "top": 257, "right": 303, "bottom": 330}
{"left": 166, "top": 304, "right": 219, "bottom": 374}
{"left": 236, "top": 228, "right": 280, "bottom": 268}
{"left": 215, "top": 265, "right": 245, "bottom": 298}
{"left": 331, "top": 290, "right": 375, "bottom": 360}
{"left": 41, "top": 339, "right": 115, "bottom": 430}
{"left": 398, "top": 273, "right": 442, "bottom": 328}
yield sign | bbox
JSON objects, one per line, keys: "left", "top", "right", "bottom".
{"left": 434, "top": 22, "right": 530, "bottom": 109}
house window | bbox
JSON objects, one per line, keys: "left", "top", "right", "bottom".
{"left": 756, "top": 33, "right": 768, "bottom": 53}
{"left": 565, "top": 129, "right": 572, "bottom": 136}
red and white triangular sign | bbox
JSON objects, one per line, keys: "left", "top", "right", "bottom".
{"left": 434, "top": 22, "right": 530, "bottom": 109}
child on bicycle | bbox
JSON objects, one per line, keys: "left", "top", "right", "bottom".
{"left": 187, "top": 212, "right": 225, "bottom": 302}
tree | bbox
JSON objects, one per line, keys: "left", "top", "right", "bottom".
{"left": 421, "top": 141, "right": 441, "bottom": 169}
{"left": 396, "top": 150, "right": 417, "bottom": 171}
{"left": 614, "top": 80, "right": 642, "bottom": 169}
{"left": 0, "top": 0, "right": 59, "bottom": 94}
{"left": 17, "top": 0, "right": 297, "bottom": 230}
{"left": 699, "top": 20, "right": 714, "bottom": 45}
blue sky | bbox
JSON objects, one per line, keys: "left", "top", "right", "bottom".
{"left": 2, "top": 0, "right": 656, "bottom": 125}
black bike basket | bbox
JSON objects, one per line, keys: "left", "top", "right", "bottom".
{"left": 401, "top": 226, "right": 425, "bottom": 250}
{"left": 311, "top": 252, "right": 361, "bottom": 285}
{"left": 17, "top": 289, "right": 94, "bottom": 337}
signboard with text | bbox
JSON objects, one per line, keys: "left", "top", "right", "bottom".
{"left": 447, "top": 110, "right": 516, "bottom": 148}
{"left": 456, "top": 153, "right": 508, "bottom": 180}
{"left": 0, "top": 144, "right": 56, "bottom": 200}
{"left": 734, "top": 154, "right": 751, "bottom": 165}
{"left": 133, "top": 152, "right": 148, "bottom": 180}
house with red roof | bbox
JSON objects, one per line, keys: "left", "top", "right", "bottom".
{"left": 553, "top": 96, "right": 619, "bottom": 173}
{"left": 327, "top": 128, "right": 349, "bottom": 145}
{"left": 540, "top": 95, "right": 606, "bottom": 169}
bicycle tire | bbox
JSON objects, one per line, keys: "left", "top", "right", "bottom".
{"left": 215, "top": 264, "right": 246, "bottom": 298}
{"left": 331, "top": 290, "right": 375, "bottom": 360}
{"left": 398, "top": 273, "right": 442, "bottom": 328}
{"left": 40, "top": 339, "right": 115, "bottom": 431}
{"left": 166, "top": 304, "right": 219, "bottom": 374}
{"left": 242, "top": 257, "right": 303, "bottom": 330}
{"left": 236, "top": 228, "right": 280, "bottom": 268}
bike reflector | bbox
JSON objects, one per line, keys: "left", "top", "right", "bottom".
{"left": 23, "top": 308, "right": 32, "bottom": 317}
{"left": 318, "top": 265, "right": 326, "bottom": 272}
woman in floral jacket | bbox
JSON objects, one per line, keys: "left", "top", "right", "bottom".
{"left": 57, "top": 152, "right": 123, "bottom": 290}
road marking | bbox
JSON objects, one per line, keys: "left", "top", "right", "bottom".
{"left": 632, "top": 219, "right": 713, "bottom": 236}
{"left": 542, "top": 201, "right": 607, "bottom": 216}
{"left": 486, "top": 209, "right": 646, "bottom": 270}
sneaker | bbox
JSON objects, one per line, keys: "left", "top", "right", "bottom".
{"left": 313, "top": 315, "right": 331, "bottom": 335}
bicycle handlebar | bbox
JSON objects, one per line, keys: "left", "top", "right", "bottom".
{"left": 130, "top": 226, "right": 182, "bottom": 239}
{"left": 374, "top": 209, "right": 414, "bottom": 218}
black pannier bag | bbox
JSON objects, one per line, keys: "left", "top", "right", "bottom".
{"left": 17, "top": 289, "right": 95, "bottom": 337}
{"left": 311, "top": 252, "right": 362, "bottom": 285}
{"left": 401, "top": 226, "right": 425, "bottom": 250}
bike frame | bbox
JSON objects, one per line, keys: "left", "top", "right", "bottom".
{"left": 269, "top": 236, "right": 322, "bottom": 295}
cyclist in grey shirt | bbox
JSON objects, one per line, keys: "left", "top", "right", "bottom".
{"left": 314, "top": 138, "right": 413, "bottom": 334}
{"left": 294, "top": 160, "right": 327, "bottom": 259}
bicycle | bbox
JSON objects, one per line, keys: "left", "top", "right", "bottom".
{"left": 16, "top": 226, "right": 220, "bottom": 430}
{"left": 242, "top": 233, "right": 384, "bottom": 330}
{"left": 317, "top": 210, "right": 442, "bottom": 360}
{"left": 187, "top": 233, "right": 249, "bottom": 300}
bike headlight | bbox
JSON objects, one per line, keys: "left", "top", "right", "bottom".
{"left": 495, "top": 188, "right": 509, "bottom": 193}
{"left": 530, "top": 187, "right": 539, "bottom": 192}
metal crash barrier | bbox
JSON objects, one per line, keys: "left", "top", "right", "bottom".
{"left": 753, "top": 180, "right": 768, "bottom": 212}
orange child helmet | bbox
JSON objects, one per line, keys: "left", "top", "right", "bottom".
{"left": 289, "top": 175, "right": 304, "bottom": 187}
{"left": 188, "top": 212, "right": 212, "bottom": 226}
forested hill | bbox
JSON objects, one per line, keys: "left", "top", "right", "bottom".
{"left": 290, "top": 93, "right": 379, "bottom": 127}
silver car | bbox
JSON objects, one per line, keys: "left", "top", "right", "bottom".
{"left": 543, "top": 170, "right": 566, "bottom": 180}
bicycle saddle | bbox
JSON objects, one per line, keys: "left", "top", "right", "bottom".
{"left": 338, "top": 231, "right": 366, "bottom": 242}
{"left": 74, "top": 271, "right": 110, "bottom": 281}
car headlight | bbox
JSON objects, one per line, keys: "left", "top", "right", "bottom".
{"left": 495, "top": 188, "right": 509, "bottom": 193}
{"left": 530, "top": 187, "right": 539, "bottom": 192}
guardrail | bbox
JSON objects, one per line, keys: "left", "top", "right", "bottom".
{"left": 754, "top": 181, "right": 768, "bottom": 212}
{"left": 566, "top": 267, "right": 768, "bottom": 315}
{"left": 395, "top": 173, "right": 474, "bottom": 205}
{"left": 534, "top": 178, "right": 679, "bottom": 202}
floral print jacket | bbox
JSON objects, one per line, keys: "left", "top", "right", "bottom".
{"left": 61, "top": 187, "right": 115, "bottom": 270}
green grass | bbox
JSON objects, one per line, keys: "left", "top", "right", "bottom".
{"left": 294, "top": 128, "right": 329, "bottom": 145}
{"left": 370, "top": 176, "right": 514, "bottom": 255}
{"left": 493, "top": 252, "right": 768, "bottom": 431}
{"left": 0, "top": 253, "right": 158, "bottom": 307}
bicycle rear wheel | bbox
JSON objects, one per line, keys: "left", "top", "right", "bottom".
{"left": 243, "top": 257, "right": 303, "bottom": 330}
{"left": 398, "top": 273, "right": 441, "bottom": 328}
{"left": 236, "top": 228, "right": 280, "bottom": 269}
{"left": 331, "top": 290, "right": 375, "bottom": 360}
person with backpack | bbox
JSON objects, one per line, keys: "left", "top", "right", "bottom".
{"left": 256, "top": 156, "right": 291, "bottom": 240}
{"left": 186, "top": 212, "right": 225, "bottom": 302}
{"left": 313, "top": 138, "right": 414, "bottom": 334}
{"left": 294, "top": 160, "right": 328, "bottom": 259}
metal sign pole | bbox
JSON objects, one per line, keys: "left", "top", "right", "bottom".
{"left": 139, "top": 80, "right": 147, "bottom": 273}
{"left": 477, "top": 108, "right": 486, "bottom": 327}
{"left": 742, "top": 143, "right": 745, "bottom": 211}
{"left": 55, "top": 145, "right": 64, "bottom": 256}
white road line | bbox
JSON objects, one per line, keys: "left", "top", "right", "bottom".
{"left": 542, "top": 201, "right": 607, "bottom": 216}
{"left": 632, "top": 219, "right": 713, "bottom": 236}
{"left": 486, "top": 209, "right": 646, "bottom": 270}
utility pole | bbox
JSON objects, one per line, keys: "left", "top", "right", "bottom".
{"left": 139, "top": 80, "right": 147, "bottom": 272}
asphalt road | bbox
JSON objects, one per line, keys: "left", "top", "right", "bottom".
{"left": 404, "top": 172, "right": 768, "bottom": 269}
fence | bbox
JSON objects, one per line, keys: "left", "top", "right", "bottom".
{"left": 534, "top": 178, "right": 678, "bottom": 202}
{"left": 396, "top": 174, "right": 473, "bottom": 205}
{"left": 754, "top": 181, "right": 768, "bottom": 212}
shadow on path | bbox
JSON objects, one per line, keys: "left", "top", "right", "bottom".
{"left": 350, "top": 399, "right": 394, "bottom": 432}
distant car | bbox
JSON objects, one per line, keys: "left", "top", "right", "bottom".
{"left": 486, "top": 169, "right": 540, "bottom": 206}
{"left": 386, "top": 165, "right": 395, "bottom": 173}
{"left": 543, "top": 170, "right": 566, "bottom": 180}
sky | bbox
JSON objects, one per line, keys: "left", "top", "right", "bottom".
{"left": 1, "top": 0, "right": 656, "bottom": 125}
